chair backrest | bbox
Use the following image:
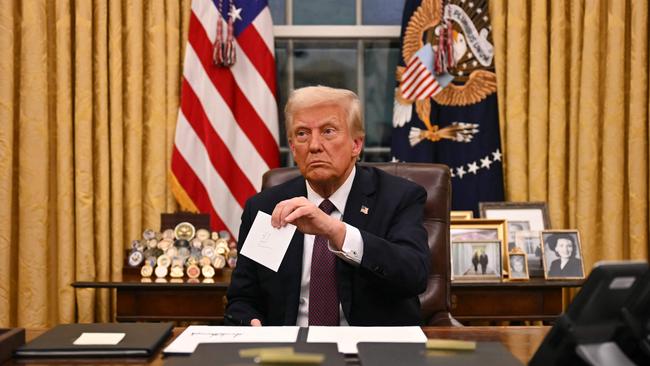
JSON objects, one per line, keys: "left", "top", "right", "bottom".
{"left": 261, "top": 162, "right": 455, "bottom": 325}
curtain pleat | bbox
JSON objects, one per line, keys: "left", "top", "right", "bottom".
{"left": 93, "top": 0, "right": 111, "bottom": 323}
{"left": 74, "top": 0, "right": 96, "bottom": 323}
{"left": 17, "top": 0, "right": 50, "bottom": 327}
{"left": 503, "top": 3, "right": 530, "bottom": 202}
{"left": 124, "top": 0, "right": 144, "bottom": 250}
{"left": 627, "top": 1, "right": 649, "bottom": 260}
{"left": 528, "top": 0, "right": 549, "bottom": 201}
{"left": 143, "top": 1, "right": 168, "bottom": 232}
{"left": 0, "top": 0, "right": 16, "bottom": 328}
{"left": 108, "top": 0, "right": 125, "bottom": 284}
{"left": 547, "top": 0, "right": 569, "bottom": 228}
{"left": 54, "top": 0, "right": 75, "bottom": 325}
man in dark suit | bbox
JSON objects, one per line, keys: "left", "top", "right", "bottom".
{"left": 225, "top": 86, "right": 430, "bottom": 326}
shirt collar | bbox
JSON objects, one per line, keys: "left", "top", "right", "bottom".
{"left": 306, "top": 166, "right": 356, "bottom": 215}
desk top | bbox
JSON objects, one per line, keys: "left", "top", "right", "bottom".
{"left": 3, "top": 326, "right": 548, "bottom": 365}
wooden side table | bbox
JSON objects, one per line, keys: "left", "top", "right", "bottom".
{"left": 72, "top": 269, "right": 232, "bottom": 323}
{"left": 450, "top": 278, "right": 582, "bottom": 323}
{"left": 74, "top": 271, "right": 580, "bottom": 324}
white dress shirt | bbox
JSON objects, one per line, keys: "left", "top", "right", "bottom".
{"left": 295, "top": 166, "right": 364, "bottom": 326}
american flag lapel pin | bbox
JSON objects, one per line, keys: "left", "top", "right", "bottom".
{"left": 360, "top": 205, "right": 369, "bottom": 215}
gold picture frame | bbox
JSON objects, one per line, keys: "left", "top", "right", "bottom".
{"left": 540, "top": 230, "right": 586, "bottom": 280}
{"left": 450, "top": 210, "right": 474, "bottom": 220}
{"left": 450, "top": 240, "right": 502, "bottom": 282}
{"left": 507, "top": 251, "right": 530, "bottom": 281}
{"left": 450, "top": 219, "right": 507, "bottom": 282}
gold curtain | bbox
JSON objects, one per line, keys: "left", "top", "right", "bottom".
{"left": 0, "top": 0, "right": 191, "bottom": 327}
{"left": 491, "top": 0, "right": 649, "bottom": 271}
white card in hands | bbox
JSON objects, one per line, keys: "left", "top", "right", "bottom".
{"left": 240, "top": 211, "right": 297, "bottom": 272}
{"left": 73, "top": 332, "right": 125, "bottom": 345}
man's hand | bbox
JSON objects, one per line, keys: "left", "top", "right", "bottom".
{"left": 271, "top": 197, "right": 346, "bottom": 250}
{"left": 251, "top": 318, "right": 262, "bottom": 326}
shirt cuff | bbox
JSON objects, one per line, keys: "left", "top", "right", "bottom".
{"left": 329, "top": 223, "right": 363, "bottom": 265}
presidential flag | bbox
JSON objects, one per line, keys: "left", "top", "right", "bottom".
{"left": 392, "top": 0, "right": 504, "bottom": 214}
{"left": 171, "top": 0, "right": 279, "bottom": 238}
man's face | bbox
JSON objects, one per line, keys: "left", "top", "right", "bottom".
{"left": 289, "top": 103, "right": 363, "bottom": 190}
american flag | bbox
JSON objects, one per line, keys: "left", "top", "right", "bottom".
{"left": 171, "top": 0, "right": 279, "bottom": 238}
{"left": 400, "top": 44, "right": 452, "bottom": 100}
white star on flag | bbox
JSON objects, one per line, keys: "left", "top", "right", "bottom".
{"left": 229, "top": 5, "right": 242, "bottom": 21}
{"left": 467, "top": 161, "right": 479, "bottom": 174}
{"left": 480, "top": 156, "right": 492, "bottom": 169}
{"left": 456, "top": 166, "right": 466, "bottom": 179}
{"left": 492, "top": 149, "right": 502, "bottom": 161}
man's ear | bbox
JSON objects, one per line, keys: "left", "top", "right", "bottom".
{"left": 351, "top": 136, "right": 364, "bottom": 158}
{"left": 288, "top": 138, "right": 296, "bottom": 156}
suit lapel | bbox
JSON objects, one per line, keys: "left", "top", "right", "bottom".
{"left": 342, "top": 165, "right": 376, "bottom": 231}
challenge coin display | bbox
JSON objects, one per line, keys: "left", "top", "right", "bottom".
{"left": 128, "top": 223, "right": 233, "bottom": 279}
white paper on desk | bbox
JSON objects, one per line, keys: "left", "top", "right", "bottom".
{"left": 73, "top": 332, "right": 125, "bottom": 345}
{"left": 240, "top": 211, "right": 297, "bottom": 272}
{"left": 307, "top": 326, "right": 427, "bottom": 354}
{"left": 163, "top": 326, "right": 300, "bottom": 354}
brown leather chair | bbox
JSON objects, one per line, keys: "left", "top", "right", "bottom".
{"left": 261, "top": 162, "right": 457, "bottom": 326}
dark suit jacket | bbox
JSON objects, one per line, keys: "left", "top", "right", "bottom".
{"left": 548, "top": 257, "right": 582, "bottom": 277}
{"left": 225, "top": 165, "right": 430, "bottom": 326}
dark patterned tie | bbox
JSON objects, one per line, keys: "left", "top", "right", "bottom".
{"left": 308, "top": 199, "right": 340, "bottom": 326}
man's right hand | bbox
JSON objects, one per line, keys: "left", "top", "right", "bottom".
{"left": 251, "top": 318, "right": 262, "bottom": 326}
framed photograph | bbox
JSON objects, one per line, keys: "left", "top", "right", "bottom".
{"left": 541, "top": 230, "right": 585, "bottom": 280}
{"left": 479, "top": 201, "right": 551, "bottom": 231}
{"left": 450, "top": 219, "right": 506, "bottom": 281}
{"left": 451, "top": 240, "right": 502, "bottom": 282}
{"left": 450, "top": 210, "right": 474, "bottom": 220}
{"left": 514, "top": 230, "right": 544, "bottom": 277}
{"left": 508, "top": 252, "right": 529, "bottom": 280}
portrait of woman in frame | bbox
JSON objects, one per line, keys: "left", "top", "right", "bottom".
{"left": 541, "top": 230, "right": 585, "bottom": 280}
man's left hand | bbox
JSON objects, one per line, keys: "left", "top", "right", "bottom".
{"left": 271, "top": 197, "right": 346, "bottom": 250}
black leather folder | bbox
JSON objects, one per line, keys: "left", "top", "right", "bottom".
{"left": 164, "top": 342, "right": 346, "bottom": 366}
{"left": 15, "top": 322, "right": 173, "bottom": 358}
{"left": 357, "top": 342, "right": 523, "bottom": 366}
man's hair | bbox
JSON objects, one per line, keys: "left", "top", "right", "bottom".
{"left": 284, "top": 85, "right": 365, "bottom": 139}
{"left": 546, "top": 233, "right": 577, "bottom": 258}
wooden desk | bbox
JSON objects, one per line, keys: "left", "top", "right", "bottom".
{"left": 72, "top": 270, "right": 232, "bottom": 323}
{"left": 451, "top": 278, "right": 582, "bottom": 323}
{"left": 7, "top": 326, "right": 549, "bottom": 365}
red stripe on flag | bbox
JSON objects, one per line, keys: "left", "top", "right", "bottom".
{"left": 171, "top": 147, "right": 233, "bottom": 237}
{"left": 403, "top": 66, "right": 430, "bottom": 98}
{"left": 414, "top": 78, "right": 435, "bottom": 100}
{"left": 180, "top": 80, "right": 257, "bottom": 206}
{"left": 236, "top": 25, "right": 277, "bottom": 98}
{"left": 188, "top": 12, "right": 279, "bottom": 169}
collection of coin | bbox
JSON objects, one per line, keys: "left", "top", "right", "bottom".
{"left": 127, "top": 222, "right": 237, "bottom": 279}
